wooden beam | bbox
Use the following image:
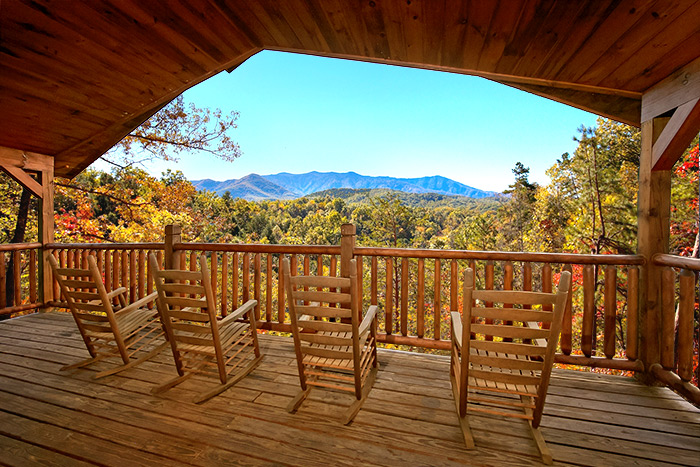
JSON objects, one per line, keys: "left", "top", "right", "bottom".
{"left": 652, "top": 98, "right": 700, "bottom": 170}
{"left": 0, "top": 164, "right": 42, "bottom": 198}
{"left": 0, "top": 146, "right": 53, "bottom": 172}
{"left": 270, "top": 47, "right": 643, "bottom": 99}
{"left": 642, "top": 56, "right": 700, "bottom": 122}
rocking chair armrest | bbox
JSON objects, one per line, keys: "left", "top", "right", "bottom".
{"left": 106, "top": 287, "right": 128, "bottom": 300}
{"left": 358, "top": 305, "right": 378, "bottom": 335}
{"left": 220, "top": 299, "right": 257, "bottom": 325}
{"left": 451, "top": 311, "right": 463, "bottom": 350}
{"left": 114, "top": 291, "right": 158, "bottom": 316}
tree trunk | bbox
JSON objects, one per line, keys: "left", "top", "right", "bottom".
{"left": 1, "top": 188, "right": 31, "bottom": 320}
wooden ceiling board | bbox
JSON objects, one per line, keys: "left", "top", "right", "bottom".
{"left": 418, "top": 0, "right": 446, "bottom": 66}
{"left": 550, "top": 0, "right": 657, "bottom": 85}
{"left": 1, "top": 0, "right": 699, "bottom": 178}
{"left": 612, "top": 2, "right": 700, "bottom": 90}
{"left": 533, "top": 1, "right": 621, "bottom": 81}
{"left": 575, "top": 1, "right": 691, "bottom": 88}
{"left": 514, "top": 1, "right": 603, "bottom": 79}
{"left": 494, "top": 0, "right": 555, "bottom": 75}
{"left": 475, "top": 1, "right": 525, "bottom": 71}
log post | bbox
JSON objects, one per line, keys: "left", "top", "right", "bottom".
{"left": 637, "top": 118, "right": 671, "bottom": 382}
{"left": 164, "top": 224, "right": 181, "bottom": 270}
{"left": 340, "top": 223, "right": 356, "bottom": 278}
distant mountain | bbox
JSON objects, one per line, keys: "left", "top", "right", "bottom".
{"left": 195, "top": 174, "right": 297, "bottom": 201}
{"left": 191, "top": 171, "right": 497, "bottom": 200}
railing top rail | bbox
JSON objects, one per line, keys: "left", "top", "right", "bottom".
{"left": 178, "top": 243, "right": 341, "bottom": 254}
{"left": 653, "top": 253, "right": 700, "bottom": 271}
{"left": 45, "top": 243, "right": 164, "bottom": 250}
{"left": 0, "top": 242, "right": 42, "bottom": 252}
{"left": 354, "top": 246, "right": 646, "bottom": 265}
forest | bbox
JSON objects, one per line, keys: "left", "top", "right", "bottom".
{"left": 3, "top": 117, "right": 697, "bottom": 262}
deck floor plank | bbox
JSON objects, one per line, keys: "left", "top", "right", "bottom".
{"left": 1, "top": 312, "right": 699, "bottom": 466}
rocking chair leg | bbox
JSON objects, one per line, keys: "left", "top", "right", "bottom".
{"left": 287, "top": 386, "right": 312, "bottom": 413}
{"left": 194, "top": 355, "right": 264, "bottom": 404}
{"left": 94, "top": 341, "right": 169, "bottom": 379}
{"left": 342, "top": 366, "right": 377, "bottom": 425}
{"left": 450, "top": 373, "right": 475, "bottom": 449}
{"left": 528, "top": 422, "right": 553, "bottom": 465}
{"left": 151, "top": 372, "right": 194, "bottom": 395}
{"left": 61, "top": 354, "right": 106, "bottom": 372}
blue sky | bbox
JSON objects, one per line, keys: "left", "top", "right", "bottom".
{"left": 104, "top": 50, "right": 599, "bottom": 192}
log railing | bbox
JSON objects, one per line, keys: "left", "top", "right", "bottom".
{"left": 44, "top": 235, "right": 646, "bottom": 373}
{"left": 0, "top": 242, "right": 42, "bottom": 317}
{"left": 354, "top": 247, "right": 645, "bottom": 371}
{"left": 47, "top": 243, "right": 164, "bottom": 308}
{"left": 650, "top": 254, "right": 700, "bottom": 403}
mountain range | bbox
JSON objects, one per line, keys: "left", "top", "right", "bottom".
{"left": 192, "top": 171, "right": 496, "bottom": 201}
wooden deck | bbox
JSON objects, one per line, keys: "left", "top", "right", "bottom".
{"left": 0, "top": 312, "right": 698, "bottom": 466}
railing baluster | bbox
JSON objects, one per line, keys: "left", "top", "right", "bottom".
{"left": 484, "top": 260, "right": 494, "bottom": 341}
{"left": 232, "top": 252, "right": 239, "bottom": 310}
{"left": 266, "top": 254, "right": 272, "bottom": 322}
{"left": 661, "top": 266, "right": 676, "bottom": 370}
{"left": 121, "top": 250, "right": 128, "bottom": 296}
{"left": 29, "top": 249, "right": 37, "bottom": 304}
{"left": 277, "top": 253, "right": 285, "bottom": 323}
{"left": 626, "top": 266, "right": 639, "bottom": 361}
{"left": 211, "top": 251, "right": 219, "bottom": 311}
{"left": 112, "top": 250, "right": 119, "bottom": 296}
{"left": 13, "top": 251, "right": 20, "bottom": 306}
{"left": 138, "top": 250, "right": 145, "bottom": 300}
{"left": 434, "top": 258, "right": 441, "bottom": 341}
{"left": 385, "top": 257, "right": 393, "bottom": 335}
{"left": 147, "top": 250, "right": 154, "bottom": 309}
{"left": 678, "top": 268, "right": 695, "bottom": 381}
{"left": 242, "top": 253, "right": 250, "bottom": 303}
{"left": 0, "top": 252, "right": 6, "bottom": 307}
{"left": 503, "top": 261, "right": 513, "bottom": 342}
{"left": 541, "top": 263, "right": 552, "bottom": 331}
{"left": 254, "top": 253, "right": 261, "bottom": 320}
{"left": 370, "top": 256, "right": 378, "bottom": 306}
{"left": 355, "top": 255, "right": 362, "bottom": 307}
{"left": 604, "top": 265, "right": 617, "bottom": 359}
{"left": 417, "top": 257, "right": 425, "bottom": 338}
{"left": 450, "top": 259, "right": 458, "bottom": 312}
{"left": 561, "top": 264, "right": 573, "bottom": 355}
{"left": 221, "top": 252, "right": 228, "bottom": 317}
{"left": 582, "top": 264, "right": 595, "bottom": 357}
{"left": 401, "top": 257, "right": 408, "bottom": 336}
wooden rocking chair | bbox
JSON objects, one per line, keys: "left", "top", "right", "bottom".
{"left": 450, "top": 268, "right": 571, "bottom": 464}
{"left": 49, "top": 254, "right": 166, "bottom": 379}
{"left": 282, "top": 257, "right": 378, "bottom": 424}
{"left": 149, "top": 253, "right": 263, "bottom": 404}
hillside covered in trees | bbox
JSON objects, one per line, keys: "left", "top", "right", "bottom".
{"left": 2, "top": 118, "right": 698, "bottom": 261}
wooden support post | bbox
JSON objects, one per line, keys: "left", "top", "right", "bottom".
{"left": 340, "top": 223, "right": 356, "bottom": 278}
{"left": 637, "top": 118, "right": 671, "bottom": 382}
{"left": 39, "top": 166, "right": 54, "bottom": 305}
{"left": 164, "top": 224, "right": 182, "bottom": 270}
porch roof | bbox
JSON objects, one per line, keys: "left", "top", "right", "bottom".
{"left": 2, "top": 0, "right": 700, "bottom": 178}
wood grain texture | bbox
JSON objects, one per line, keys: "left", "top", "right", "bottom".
{"left": 4, "top": 312, "right": 699, "bottom": 466}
